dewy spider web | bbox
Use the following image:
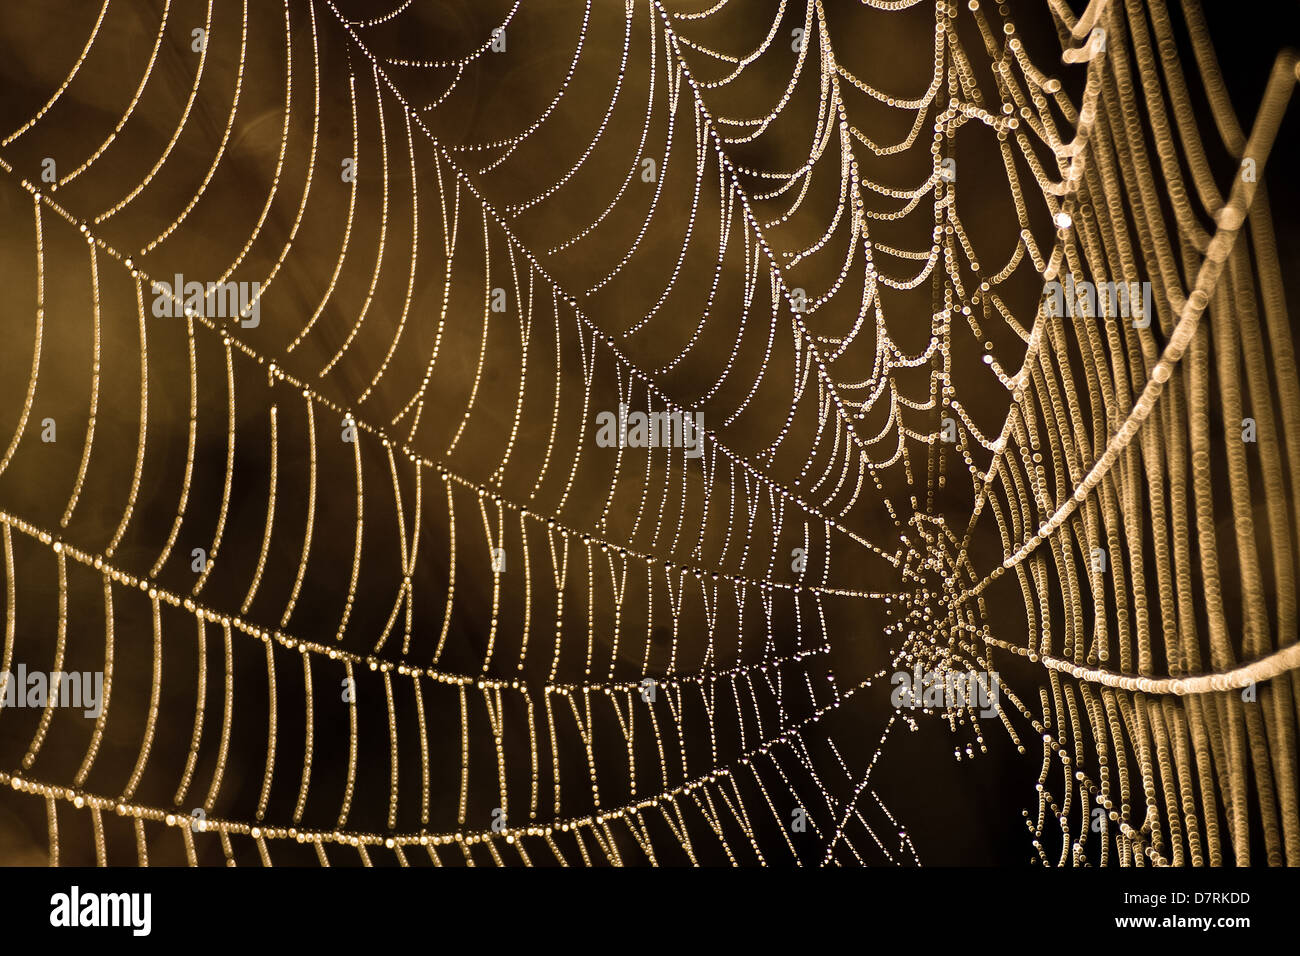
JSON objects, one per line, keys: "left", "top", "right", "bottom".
{"left": 0, "top": 0, "right": 1295, "bottom": 866}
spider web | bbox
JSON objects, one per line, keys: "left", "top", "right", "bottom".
{"left": 0, "top": 0, "right": 1296, "bottom": 866}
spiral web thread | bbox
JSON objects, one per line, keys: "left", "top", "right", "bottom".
{"left": 0, "top": 0, "right": 1296, "bottom": 866}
